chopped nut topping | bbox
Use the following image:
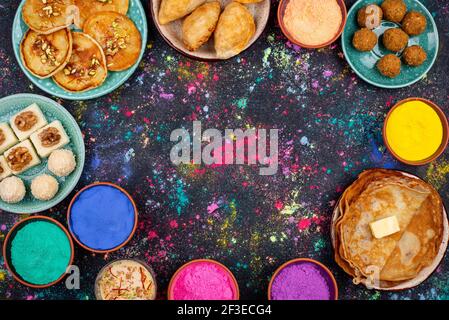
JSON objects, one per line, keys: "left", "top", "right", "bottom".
{"left": 105, "top": 19, "right": 129, "bottom": 57}
{"left": 6, "top": 147, "right": 32, "bottom": 172}
{"left": 15, "top": 111, "right": 38, "bottom": 132}
{"left": 0, "top": 129, "right": 5, "bottom": 146}
{"left": 63, "top": 54, "right": 100, "bottom": 78}
{"left": 39, "top": 0, "right": 62, "bottom": 18}
{"left": 39, "top": 127, "right": 61, "bottom": 147}
{"left": 33, "top": 36, "right": 60, "bottom": 66}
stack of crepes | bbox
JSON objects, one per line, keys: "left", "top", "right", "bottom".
{"left": 334, "top": 169, "right": 445, "bottom": 288}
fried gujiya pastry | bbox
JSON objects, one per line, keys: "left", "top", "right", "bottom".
{"left": 20, "top": 28, "right": 72, "bottom": 79}
{"left": 53, "top": 32, "right": 108, "bottom": 92}
{"left": 74, "top": 0, "right": 129, "bottom": 29}
{"left": 182, "top": 2, "right": 221, "bottom": 52}
{"left": 22, "top": 0, "right": 75, "bottom": 34}
{"left": 214, "top": 2, "right": 256, "bottom": 59}
{"left": 83, "top": 12, "right": 142, "bottom": 71}
{"left": 158, "top": 0, "right": 207, "bottom": 25}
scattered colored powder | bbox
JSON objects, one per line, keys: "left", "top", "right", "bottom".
{"left": 10, "top": 221, "right": 71, "bottom": 285}
{"left": 270, "top": 261, "right": 334, "bottom": 300}
{"left": 385, "top": 100, "right": 443, "bottom": 162}
{"left": 69, "top": 185, "right": 136, "bottom": 251}
{"left": 171, "top": 261, "right": 237, "bottom": 300}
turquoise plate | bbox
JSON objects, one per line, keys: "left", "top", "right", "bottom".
{"left": 12, "top": 0, "right": 148, "bottom": 100}
{"left": 0, "top": 94, "right": 85, "bottom": 214}
{"left": 342, "top": 0, "right": 439, "bottom": 89}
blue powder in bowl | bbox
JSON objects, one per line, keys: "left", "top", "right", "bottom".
{"left": 69, "top": 185, "right": 136, "bottom": 251}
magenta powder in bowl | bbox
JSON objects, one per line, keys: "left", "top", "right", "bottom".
{"left": 270, "top": 259, "right": 337, "bottom": 300}
{"left": 169, "top": 260, "right": 239, "bottom": 300}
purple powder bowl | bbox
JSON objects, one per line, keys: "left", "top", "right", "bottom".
{"left": 269, "top": 258, "right": 338, "bottom": 300}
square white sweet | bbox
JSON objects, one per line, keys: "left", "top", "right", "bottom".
{"left": 0, "top": 123, "right": 18, "bottom": 154}
{"left": 30, "top": 120, "right": 70, "bottom": 158}
{"left": 10, "top": 103, "right": 48, "bottom": 141}
{"left": 0, "top": 155, "right": 12, "bottom": 181}
{"left": 4, "top": 139, "right": 41, "bottom": 175}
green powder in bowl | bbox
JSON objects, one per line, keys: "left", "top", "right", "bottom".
{"left": 9, "top": 220, "right": 72, "bottom": 286}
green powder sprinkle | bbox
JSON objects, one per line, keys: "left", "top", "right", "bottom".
{"left": 10, "top": 221, "right": 71, "bottom": 285}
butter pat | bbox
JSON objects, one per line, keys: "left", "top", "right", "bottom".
{"left": 369, "top": 216, "right": 400, "bottom": 239}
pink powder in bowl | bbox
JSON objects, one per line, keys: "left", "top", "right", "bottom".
{"left": 170, "top": 260, "right": 238, "bottom": 300}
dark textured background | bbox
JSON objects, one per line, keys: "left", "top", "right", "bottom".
{"left": 0, "top": 0, "right": 449, "bottom": 300}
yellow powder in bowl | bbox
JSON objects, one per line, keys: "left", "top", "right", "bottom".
{"left": 385, "top": 100, "right": 443, "bottom": 162}
{"left": 283, "top": 0, "right": 343, "bottom": 46}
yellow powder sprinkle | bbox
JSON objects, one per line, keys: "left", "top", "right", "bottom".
{"left": 386, "top": 100, "right": 443, "bottom": 162}
{"left": 283, "top": 0, "right": 343, "bottom": 46}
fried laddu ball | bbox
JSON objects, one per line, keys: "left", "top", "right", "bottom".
{"left": 377, "top": 54, "right": 401, "bottom": 78}
{"left": 403, "top": 45, "right": 427, "bottom": 66}
{"left": 383, "top": 28, "right": 409, "bottom": 52}
{"left": 353, "top": 28, "right": 378, "bottom": 51}
{"left": 357, "top": 4, "right": 383, "bottom": 29}
{"left": 402, "top": 11, "right": 427, "bottom": 35}
{"left": 381, "top": 0, "right": 407, "bottom": 23}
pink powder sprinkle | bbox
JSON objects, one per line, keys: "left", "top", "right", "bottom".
{"left": 298, "top": 218, "right": 312, "bottom": 230}
{"left": 171, "top": 261, "right": 237, "bottom": 300}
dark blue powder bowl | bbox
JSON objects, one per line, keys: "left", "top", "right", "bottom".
{"left": 67, "top": 183, "right": 138, "bottom": 253}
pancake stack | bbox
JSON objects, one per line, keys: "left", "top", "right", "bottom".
{"left": 20, "top": 0, "right": 141, "bottom": 92}
{"left": 332, "top": 169, "right": 447, "bottom": 289}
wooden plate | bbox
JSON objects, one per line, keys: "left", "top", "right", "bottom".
{"left": 150, "top": 0, "right": 270, "bottom": 61}
{"left": 330, "top": 170, "right": 449, "bottom": 291}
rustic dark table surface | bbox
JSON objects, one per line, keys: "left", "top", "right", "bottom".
{"left": 0, "top": 0, "right": 449, "bottom": 300}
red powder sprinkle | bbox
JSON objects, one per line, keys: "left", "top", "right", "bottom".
{"left": 147, "top": 231, "right": 158, "bottom": 239}
{"left": 275, "top": 200, "right": 284, "bottom": 210}
{"left": 171, "top": 261, "right": 237, "bottom": 300}
{"left": 298, "top": 218, "right": 312, "bottom": 230}
{"left": 169, "top": 220, "right": 178, "bottom": 228}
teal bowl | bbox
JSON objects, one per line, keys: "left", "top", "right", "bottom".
{"left": 12, "top": 0, "right": 148, "bottom": 100}
{"left": 342, "top": 0, "right": 439, "bottom": 89}
{"left": 0, "top": 94, "right": 85, "bottom": 214}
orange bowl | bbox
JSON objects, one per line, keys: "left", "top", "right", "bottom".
{"left": 67, "top": 182, "right": 138, "bottom": 253}
{"left": 277, "top": 0, "right": 347, "bottom": 49}
{"left": 168, "top": 259, "right": 240, "bottom": 300}
{"left": 383, "top": 97, "right": 449, "bottom": 166}
{"left": 3, "top": 215, "right": 74, "bottom": 289}
{"left": 268, "top": 258, "right": 338, "bottom": 300}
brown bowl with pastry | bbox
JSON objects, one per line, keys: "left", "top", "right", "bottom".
{"left": 150, "top": 0, "right": 270, "bottom": 61}
{"left": 331, "top": 169, "right": 449, "bottom": 291}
